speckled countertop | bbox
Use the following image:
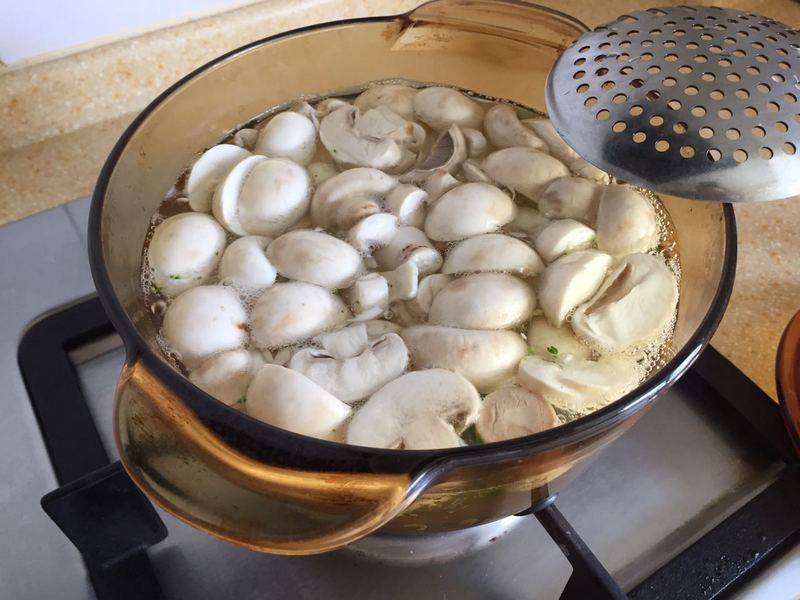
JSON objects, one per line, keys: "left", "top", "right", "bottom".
{"left": 1, "top": 0, "right": 798, "bottom": 399}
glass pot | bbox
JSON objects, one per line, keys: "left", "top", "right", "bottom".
{"left": 89, "top": 0, "right": 736, "bottom": 555}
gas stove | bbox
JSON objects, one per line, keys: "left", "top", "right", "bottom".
{"left": 3, "top": 197, "right": 799, "bottom": 599}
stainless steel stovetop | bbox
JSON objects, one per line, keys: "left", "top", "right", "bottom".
{"left": 2, "top": 198, "right": 799, "bottom": 599}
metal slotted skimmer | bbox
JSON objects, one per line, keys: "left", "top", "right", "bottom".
{"left": 546, "top": 5, "right": 800, "bottom": 202}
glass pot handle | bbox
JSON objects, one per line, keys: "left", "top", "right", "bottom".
{"left": 114, "top": 358, "right": 429, "bottom": 554}
{"left": 405, "top": 0, "right": 588, "bottom": 45}
{"left": 777, "top": 309, "right": 800, "bottom": 458}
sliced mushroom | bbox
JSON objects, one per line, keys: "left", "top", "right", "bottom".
{"left": 484, "top": 104, "right": 547, "bottom": 151}
{"left": 483, "top": 147, "right": 570, "bottom": 201}
{"left": 534, "top": 219, "right": 596, "bottom": 263}
{"left": 319, "top": 105, "right": 409, "bottom": 171}
{"left": 314, "top": 324, "right": 369, "bottom": 359}
{"left": 383, "top": 260, "right": 419, "bottom": 302}
{"left": 267, "top": 230, "right": 363, "bottom": 289}
{"left": 384, "top": 184, "right": 427, "bottom": 228}
{"left": 307, "top": 162, "right": 338, "bottom": 186}
{"left": 254, "top": 111, "right": 317, "bottom": 165}
{"left": 402, "top": 273, "right": 452, "bottom": 321}
{"left": 162, "top": 286, "right": 247, "bottom": 369}
{"left": 246, "top": 364, "right": 351, "bottom": 440}
{"left": 250, "top": 281, "right": 350, "bottom": 349}
{"left": 476, "top": 386, "right": 559, "bottom": 442}
{"left": 422, "top": 169, "right": 460, "bottom": 201}
{"left": 347, "top": 213, "right": 399, "bottom": 254}
{"left": 218, "top": 235, "right": 276, "bottom": 290}
{"left": 428, "top": 273, "right": 536, "bottom": 330}
{"left": 186, "top": 144, "right": 251, "bottom": 213}
{"left": 595, "top": 185, "right": 658, "bottom": 256}
{"left": 572, "top": 253, "right": 679, "bottom": 352}
{"left": 460, "top": 159, "right": 491, "bottom": 183}
{"left": 402, "top": 417, "right": 465, "bottom": 449}
{"left": 506, "top": 206, "right": 551, "bottom": 237}
{"left": 373, "top": 226, "right": 442, "bottom": 275}
{"left": 362, "top": 319, "right": 403, "bottom": 338}
{"left": 263, "top": 347, "right": 293, "bottom": 366}
{"left": 310, "top": 167, "right": 396, "bottom": 230}
{"left": 442, "top": 233, "right": 544, "bottom": 278}
{"left": 518, "top": 354, "right": 642, "bottom": 412}
{"left": 189, "top": 349, "right": 264, "bottom": 406}
{"left": 346, "top": 369, "right": 480, "bottom": 449}
{"left": 232, "top": 129, "right": 258, "bottom": 150}
{"left": 527, "top": 316, "right": 591, "bottom": 361}
{"left": 402, "top": 124, "right": 467, "bottom": 181}
{"left": 356, "top": 105, "right": 426, "bottom": 152}
{"left": 353, "top": 84, "right": 418, "bottom": 121}
{"left": 425, "top": 183, "right": 516, "bottom": 242}
{"left": 316, "top": 98, "right": 350, "bottom": 118}
{"left": 522, "top": 118, "right": 610, "bottom": 183}
{"left": 289, "top": 332, "right": 409, "bottom": 403}
{"left": 346, "top": 273, "right": 389, "bottom": 321}
{"left": 538, "top": 177, "right": 602, "bottom": 224}
{"left": 537, "top": 250, "right": 612, "bottom": 326}
{"left": 413, "top": 87, "right": 484, "bottom": 131}
{"left": 290, "top": 100, "right": 319, "bottom": 129}
{"left": 462, "top": 128, "right": 488, "bottom": 158}
{"left": 401, "top": 325, "right": 527, "bottom": 393}
{"left": 147, "top": 213, "right": 226, "bottom": 298}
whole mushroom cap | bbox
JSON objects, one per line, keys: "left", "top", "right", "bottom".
{"left": 218, "top": 235, "right": 276, "bottom": 290}
{"left": 186, "top": 144, "right": 251, "bottom": 212}
{"left": 267, "top": 229, "right": 363, "bottom": 289}
{"left": 424, "top": 182, "right": 516, "bottom": 242}
{"left": 254, "top": 111, "right": 317, "bottom": 165}
{"left": 413, "top": 87, "right": 484, "bottom": 131}
{"left": 483, "top": 147, "right": 570, "bottom": 200}
{"left": 476, "top": 386, "right": 559, "bottom": 442}
{"left": 354, "top": 84, "right": 418, "bottom": 121}
{"left": 189, "top": 349, "right": 263, "bottom": 406}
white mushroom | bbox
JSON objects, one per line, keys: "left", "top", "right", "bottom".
{"left": 424, "top": 183, "right": 516, "bottom": 242}
{"left": 362, "top": 319, "right": 402, "bottom": 338}
{"left": 476, "top": 386, "right": 559, "bottom": 442}
{"left": 356, "top": 105, "right": 425, "bottom": 152}
{"left": 506, "top": 206, "right": 551, "bottom": 237}
{"left": 346, "top": 369, "right": 480, "bottom": 449}
{"left": 354, "top": 84, "right": 418, "bottom": 121}
{"left": 537, "top": 250, "right": 612, "bottom": 326}
{"left": 538, "top": 177, "right": 602, "bottom": 224}
{"left": 218, "top": 236, "right": 276, "bottom": 290}
{"left": 402, "top": 273, "right": 452, "bottom": 321}
{"left": 310, "top": 167, "right": 396, "bottom": 230}
{"left": 189, "top": 349, "right": 264, "bottom": 406}
{"left": 595, "top": 185, "right": 658, "bottom": 256}
{"left": 250, "top": 281, "right": 350, "bottom": 349}
{"left": 518, "top": 354, "right": 642, "bottom": 412}
{"left": 346, "top": 273, "right": 389, "bottom": 320}
{"left": 347, "top": 213, "right": 399, "bottom": 254}
{"left": 401, "top": 417, "right": 465, "bottom": 449}
{"left": 373, "top": 226, "right": 442, "bottom": 275}
{"left": 413, "top": 87, "right": 484, "bottom": 131}
{"left": 460, "top": 159, "right": 491, "bottom": 183}
{"left": 319, "top": 105, "right": 410, "bottom": 171}
{"left": 572, "top": 253, "right": 679, "bottom": 353}
{"left": 402, "top": 125, "right": 466, "bottom": 181}
{"left": 461, "top": 128, "right": 488, "bottom": 158}
{"left": 316, "top": 98, "right": 350, "bottom": 118}
{"left": 232, "top": 129, "right": 259, "bottom": 151}
{"left": 484, "top": 104, "right": 547, "bottom": 151}
{"left": 527, "top": 316, "right": 591, "bottom": 361}
{"left": 289, "top": 333, "right": 409, "bottom": 403}
{"left": 523, "top": 118, "right": 611, "bottom": 184}
{"left": 267, "top": 230, "right": 363, "bottom": 289}
{"left": 428, "top": 273, "right": 536, "bottom": 330}
{"left": 289, "top": 100, "right": 319, "bottom": 129}
{"left": 534, "top": 219, "right": 596, "bottom": 263}
{"left": 263, "top": 347, "right": 293, "bottom": 366}
{"left": 442, "top": 233, "right": 544, "bottom": 278}
{"left": 422, "top": 169, "right": 460, "bottom": 201}
{"left": 245, "top": 364, "right": 351, "bottom": 440}
{"left": 483, "top": 147, "right": 570, "bottom": 201}
{"left": 307, "top": 162, "right": 338, "bottom": 186}
{"left": 147, "top": 213, "right": 226, "bottom": 297}
{"left": 401, "top": 325, "right": 527, "bottom": 393}
{"left": 383, "top": 184, "right": 427, "bottom": 228}
{"left": 161, "top": 286, "right": 247, "bottom": 369}
{"left": 212, "top": 156, "right": 312, "bottom": 236}
{"left": 383, "top": 261, "right": 419, "bottom": 302}
{"left": 254, "top": 111, "right": 317, "bottom": 165}
{"left": 314, "top": 324, "right": 369, "bottom": 359}
{"left": 185, "top": 144, "right": 251, "bottom": 212}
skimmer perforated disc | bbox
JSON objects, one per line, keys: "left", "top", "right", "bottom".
{"left": 546, "top": 5, "right": 800, "bottom": 202}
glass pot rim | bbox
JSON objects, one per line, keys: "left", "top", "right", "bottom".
{"left": 89, "top": 6, "right": 738, "bottom": 478}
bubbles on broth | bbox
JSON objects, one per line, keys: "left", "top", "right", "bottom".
{"left": 139, "top": 78, "right": 683, "bottom": 439}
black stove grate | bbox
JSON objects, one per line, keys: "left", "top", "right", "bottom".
{"left": 18, "top": 296, "right": 800, "bottom": 600}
